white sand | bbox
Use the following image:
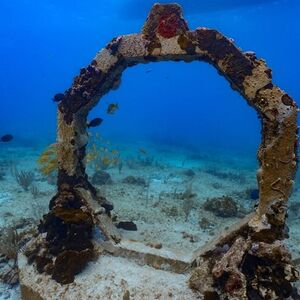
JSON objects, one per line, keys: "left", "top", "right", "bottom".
{"left": 1, "top": 141, "right": 300, "bottom": 299}
{"left": 18, "top": 253, "right": 200, "bottom": 300}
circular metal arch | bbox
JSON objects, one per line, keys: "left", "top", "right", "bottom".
{"left": 30, "top": 4, "right": 298, "bottom": 295}
{"left": 57, "top": 3, "right": 297, "bottom": 221}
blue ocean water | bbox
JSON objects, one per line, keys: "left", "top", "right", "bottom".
{"left": 0, "top": 0, "right": 299, "bottom": 297}
{"left": 0, "top": 0, "right": 299, "bottom": 151}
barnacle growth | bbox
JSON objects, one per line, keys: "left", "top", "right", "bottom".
{"left": 20, "top": 3, "right": 298, "bottom": 299}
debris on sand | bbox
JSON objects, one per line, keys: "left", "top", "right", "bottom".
{"left": 182, "top": 169, "right": 196, "bottom": 177}
{"left": 203, "top": 196, "right": 238, "bottom": 218}
{"left": 122, "top": 176, "right": 147, "bottom": 186}
{"left": 116, "top": 221, "right": 137, "bottom": 231}
{"left": 91, "top": 170, "right": 112, "bottom": 185}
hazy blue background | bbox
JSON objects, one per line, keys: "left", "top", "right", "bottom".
{"left": 0, "top": 0, "right": 299, "bottom": 155}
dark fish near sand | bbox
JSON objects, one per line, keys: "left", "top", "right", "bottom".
{"left": 1, "top": 134, "right": 13, "bottom": 142}
{"left": 53, "top": 93, "right": 64, "bottom": 102}
{"left": 139, "top": 148, "right": 147, "bottom": 155}
{"left": 87, "top": 118, "right": 103, "bottom": 128}
{"left": 116, "top": 221, "right": 137, "bottom": 231}
{"left": 107, "top": 103, "right": 119, "bottom": 114}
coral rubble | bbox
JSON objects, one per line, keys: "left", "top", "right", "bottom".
{"left": 203, "top": 196, "right": 238, "bottom": 218}
{"left": 122, "top": 175, "right": 147, "bottom": 186}
{"left": 91, "top": 170, "right": 112, "bottom": 185}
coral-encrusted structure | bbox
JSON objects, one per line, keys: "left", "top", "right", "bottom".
{"left": 24, "top": 3, "right": 298, "bottom": 298}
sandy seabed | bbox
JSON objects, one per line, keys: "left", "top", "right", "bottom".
{"left": 0, "top": 141, "right": 299, "bottom": 299}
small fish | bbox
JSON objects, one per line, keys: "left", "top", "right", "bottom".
{"left": 116, "top": 221, "right": 137, "bottom": 231}
{"left": 139, "top": 148, "right": 147, "bottom": 155}
{"left": 1, "top": 134, "right": 13, "bottom": 142}
{"left": 145, "top": 69, "right": 152, "bottom": 74}
{"left": 53, "top": 93, "right": 64, "bottom": 102}
{"left": 87, "top": 117, "right": 103, "bottom": 128}
{"left": 107, "top": 103, "right": 119, "bottom": 114}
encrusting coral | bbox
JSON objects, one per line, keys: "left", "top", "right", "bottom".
{"left": 25, "top": 184, "right": 95, "bottom": 284}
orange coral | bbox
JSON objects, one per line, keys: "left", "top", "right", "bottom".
{"left": 38, "top": 143, "right": 58, "bottom": 175}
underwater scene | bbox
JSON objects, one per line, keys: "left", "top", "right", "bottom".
{"left": 0, "top": 0, "right": 300, "bottom": 299}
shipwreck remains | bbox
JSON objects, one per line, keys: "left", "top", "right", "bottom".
{"left": 21, "top": 3, "right": 298, "bottom": 299}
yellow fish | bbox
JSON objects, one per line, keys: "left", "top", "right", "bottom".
{"left": 107, "top": 103, "right": 119, "bottom": 114}
{"left": 112, "top": 149, "right": 119, "bottom": 155}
